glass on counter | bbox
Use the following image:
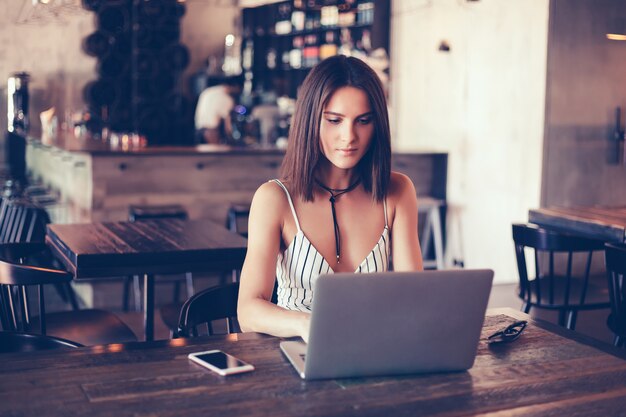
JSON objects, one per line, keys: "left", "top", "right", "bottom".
{"left": 108, "top": 131, "right": 147, "bottom": 151}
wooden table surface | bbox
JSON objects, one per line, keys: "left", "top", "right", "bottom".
{"left": 46, "top": 219, "right": 248, "bottom": 340}
{"left": 2, "top": 308, "right": 626, "bottom": 417}
{"left": 529, "top": 206, "right": 626, "bottom": 243}
{"left": 46, "top": 218, "right": 248, "bottom": 278}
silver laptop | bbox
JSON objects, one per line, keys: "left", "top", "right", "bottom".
{"left": 280, "top": 269, "right": 494, "bottom": 380}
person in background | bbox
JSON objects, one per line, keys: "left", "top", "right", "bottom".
{"left": 194, "top": 76, "right": 242, "bottom": 144}
{"left": 238, "top": 55, "right": 423, "bottom": 342}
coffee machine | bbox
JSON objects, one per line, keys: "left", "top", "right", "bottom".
{"left": 6, "top": 72, "right": 30, "bottom": 186}
{"left": 7, "top": 72, "right": 30, "bottom": 134}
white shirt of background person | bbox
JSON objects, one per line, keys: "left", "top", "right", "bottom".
{"left": 194, "top": 85, "right": 235, "bottom": 130}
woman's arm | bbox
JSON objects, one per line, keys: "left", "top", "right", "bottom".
{"left": 237, "top": 182, "right": 311, "bottom": 341}
{"left": 389, "top": 172, "right": 424, "bottom": 271}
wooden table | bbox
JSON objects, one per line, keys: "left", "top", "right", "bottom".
{"left": 46, "top": 218, "right": 248, "bottom": 341}
{"left": 1, "top": 309, "right": 626, "bottom": 416}
{"left": 529, "top": 206, "right": 626, "bottom": 243}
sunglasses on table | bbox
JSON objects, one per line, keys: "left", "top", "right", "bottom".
{"left": 487, "top": 320, "right": 528, "bottom": 344}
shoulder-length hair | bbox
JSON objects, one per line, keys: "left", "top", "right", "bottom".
{"left": 280, "top": 55, "right": 391, "bottom": 202}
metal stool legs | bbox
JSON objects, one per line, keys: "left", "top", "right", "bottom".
{"left": 419, "top": 198, "right": 445, "bottom": 270}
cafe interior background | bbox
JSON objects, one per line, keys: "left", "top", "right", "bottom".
{"left": 0, "top": 0, "right": 625, "bottom": 337}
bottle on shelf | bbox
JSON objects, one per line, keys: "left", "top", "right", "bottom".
{"left": 320, "top": 4, "right": 339, "bottom": 27}
{"left": 242, "top": 39, "right": 253, "bottom": 71}
{"left": 338, "top": 0, "right": 357, "bottom": 26}
{"left": 281, "top": 36, "right": 292, "bottom": 70}
{"left": 357, "top": 1, "right": 375, "bottom": 25}
{"left": 319, "top": 31, "right": 338, "bottom": 60}
{"left": 292, "top": 9, "right": 305, "bottom": 32}
{"left": 356, "top": 28, "right": 372, "bottom": 54}
{"left": 278, "top": 36, "right": 293, "bottom": 70}
{"left": 289, "top": 36, "right": 304, "bottom": 69}
{"left": 338, "top": 27, "right": 354, "bottom": 56}
{"left": 303, "top": 34, "right": 320, "bottom": 67}
{"left": 304, "top": 7, "right": 321, "bottom": 31}
{"left": 266, "top": 47, "right": 278, "bottom": 70}
{"left": 275, "top": 2, "right": 292, "bottom": 35}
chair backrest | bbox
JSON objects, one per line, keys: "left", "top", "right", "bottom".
{"left": 226, "top": 203, "right": 250, "bottom": 237}
{"left": 177, "top": 282, "right": 240, "bottom": 338}
{"left": 0, "top": 331, "right": 82, "bottom": 354}
{"left": 0, "top": 242, "right": 73, "bottom": 335}
{"left": 0, "top": 197, "right": 50, "bottom": 243}
{"left": 129, "top": 204, "right": 188, "bottom": 222}
{"left": 512, "top": 223, "right": 605, "bottom": 308}
{"left": 605, "top": 243, "right": 626, "bottom": 332}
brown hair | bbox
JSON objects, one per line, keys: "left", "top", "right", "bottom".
{"left": 280, "top": 55, "right": 391, "bottom": 202}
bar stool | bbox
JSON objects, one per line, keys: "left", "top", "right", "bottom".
{"left": 129, "top": 204, "right": 188, "bottom": 222}
{"left": 123, "top": 204, "right": 193, "bottom": 311}
{"left": 419, "top": 197, "right": 445, "bottom": 270}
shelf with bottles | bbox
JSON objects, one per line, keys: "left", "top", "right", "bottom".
{"left": 252, "top": 27, "right": 372, "bottom": 70}
{"left": 241, "top": 0, "right": 389, "bottom": 98}
{"left": 253, "top": 21, "right": 376, "bottom": 39}
{"left": 244, "top": 0, "right": 377, "bottom": 37}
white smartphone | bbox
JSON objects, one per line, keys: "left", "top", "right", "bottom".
{"left": 188, "top": 350, "right": 255, "bottom": 376}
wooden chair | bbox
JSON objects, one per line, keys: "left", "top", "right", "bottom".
{"left": 160, "top": 204, "right": 249, "bottom": 337}
{"left": 605, "top": 243, "right": 626, "bottom": 347}
{"left": 0, "top": 197, "right": 78, "bottom": 309}
{"left": 177, "top": 282, "right": 240, "bottom": 338}
{"left": 512, "top": 223, "right": 610, "bottom": 330}
{"left": 0, "top": 242, "right": 137, "bottom": 346}
{"left": 0, "top": 331, "right": 82, "bottom": 354}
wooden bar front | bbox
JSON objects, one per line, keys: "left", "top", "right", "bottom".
{"left": 26, "top": 137, "right": 448, "bottom": 224}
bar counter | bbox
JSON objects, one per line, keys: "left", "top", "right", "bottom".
{"left": 26, "top": 133, "right": 448, "bottom": 224}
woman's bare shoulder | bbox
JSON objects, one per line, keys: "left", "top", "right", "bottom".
{"left": 250, "top": 180, "right": 290, "bottom": 219}
{"left": 388, "top": 171, "right": 417, "bottom": 200}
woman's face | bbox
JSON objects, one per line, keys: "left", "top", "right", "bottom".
{"left": 318, "top": 86, "right": 374, "bottom": 171}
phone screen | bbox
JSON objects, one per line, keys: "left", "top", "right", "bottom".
{"left": 194, "top": 351, "right": 247, "bottom": 370}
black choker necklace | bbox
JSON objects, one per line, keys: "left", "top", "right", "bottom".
{"left": 315, "top": 178, "right": 361, "bottom": 263}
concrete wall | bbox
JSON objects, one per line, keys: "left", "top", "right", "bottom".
{"left": 390, "top": 0, "right": 549, "bottom": 283}
{"left": 0, "top": 1, "right": 238, "bottom": 137}
{"left": 180, "top": 1, "right": 239, "bottom": 95}
{"left": 542, "top": 0, "right": 626, "bottom": 207}
{"left": 0, "top": 2, "right": 95, "bottom": 136}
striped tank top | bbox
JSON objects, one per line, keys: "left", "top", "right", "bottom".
{"left": 273, "top": 179, "right": 390, "bottom": 312}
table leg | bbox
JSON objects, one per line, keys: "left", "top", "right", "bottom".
{"left": 143, "top": 274, "right": 154, "bottom": 341}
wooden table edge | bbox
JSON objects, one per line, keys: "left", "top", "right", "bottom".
{"left": 489, "top": 307, "right": 626, "bottom": 360}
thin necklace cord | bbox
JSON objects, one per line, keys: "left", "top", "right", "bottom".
{"left": 315, "top": 178, "right": 361, "bottom": 263}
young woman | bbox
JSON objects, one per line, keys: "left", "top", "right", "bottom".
{"left": 237, "top": 55, "right": 423, "bottom": 342}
